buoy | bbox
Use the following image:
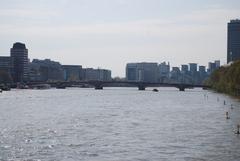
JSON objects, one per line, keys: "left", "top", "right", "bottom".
{"left": 236, "top": 124, "right": 240, "bottom": 134}
{"left": 226, "top": 112, "right": 230, "bottom": 119}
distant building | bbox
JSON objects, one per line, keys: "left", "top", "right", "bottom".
{"left": 208, "top": 62, "right": 216, "bottom": 74}
{"left": 227, "top": 19, "right": 240, "bottom": 63}
{"left": 215, "top": 60, "right": 220, "bottom": 68}
{"left": 207, "top": 61, "right": 220, "bottom": 74}
{"left": 126, "top": 63, "right": 138, "bottom": 81}
{"left": 170, "top": 67, "right": 181, "bottom": 83}
{"left": 82, "top": 68, "right": 111, "bottom": 81}
{"left": 0, "top": 56, "right": 13, "bottom": 75}
{"left": 199, "top": 66, "right": 206, "bottom": 73}
{"left": 189, "top": 63, "right": 197, "bottom": 74}
{"left": 181, "top": 65, "right": 189, "bottom": 74}
{"left": 199, "top": 65, "right": 207, "bottom": 84}
{"left": 63, "top": 65, "right": 82, "bottom": 81}
{"left": 159, "top": 62, "right": 170, "bottom": 83}
{"left": 29, "top": 59, "right": 64, "bottom": 82}
{"left": 10, "top": 42, "right": 29, "bottom": 82}
{"left": 126, "top": 62, "right": 158, "bottom": 82}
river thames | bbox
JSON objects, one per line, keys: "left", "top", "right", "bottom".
{"left": 0, "top": 87, "right": 240, "bottom": 161}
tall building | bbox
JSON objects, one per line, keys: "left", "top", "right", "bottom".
{"left": 181, "top": 65, "right": 189, "bottom": 74}
{"left": 199, "top": 66, "right": 206, "bottom": 73}
{"left": 159, "top": 62, "right": 170, "bottom": 83}
{"left": 126, "top": 63, "right": 138, "bottom": 81}
{"left": 208, "top": 62, "right": 217, "bottom": 74}
{"left": 207, "top": 60, "right": 220, "bottom": 74}
{"left": 189, "top": 63, "right": 197, "bottom": 74}
{"left": 0, "top": 56, "right": 13, "bottom": 83}
{"left": 126, "top": 62, "right": 158, "bottom": 83}
{"left": 0, "top": 56, "right": 13, "bottom": 75}
{"left": 215, "top": 60, "right": 220, "bottom": 68}
{"left": 227, "top": 19, "right": 240, "bottom": 63}
{"left": 10, "top": 42, "right": 29, "bottom": 82}
{"left": 170, "top": 67, "right": 181, "bottom": 83}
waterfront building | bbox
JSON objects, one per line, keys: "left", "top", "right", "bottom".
{"left": 0, "top": 56, "right": 13, "bottom": 83}
{"left": 98, "top": 69, "right": 112, "bottom": 81}
{"left": 10, "top": 42, "right": 29, "bottom": 82}
{"left": 181, "top": 65, "right": 189, "bottom": 74}
{"left": 29, "top": 59, "right": 64, "bottom": 82}
{"left": 126, "top": 63, "right": 138, "bottom": 81}
{"left": 159, "top": 62, "right": 170, "bottom": 83}
{"left": 63, "top": 65, "right": 82, "bottom": 81}
{"left": 199, "top": 66, "right": 206, "bottom": 74}
{"left": 199, "top": 65, "right": 207, "bottom": 84}
{"left": 82, "top": 68, "right": 111, "bottom": 81}
{"left": 227, "top": 19, "right": 240, "bottom": 63}
{"left": 170, "top": 67, "right": 181, "bottom": 83}
{"left": 0, "top": 56, "right": 13, "bottom": 75}
{"left": 126, "top": 62, "right": 158, "bottom": 83}
{"left": 189, "top": 63, "right": 197, "bottom": 74}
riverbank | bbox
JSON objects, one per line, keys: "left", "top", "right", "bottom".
{"left": 205, "top": 60, "right": 240, "bottom": 98}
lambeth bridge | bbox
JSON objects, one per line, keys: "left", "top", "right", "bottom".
{"left": 27, "top": 80, "right": 210, "bottom": 91}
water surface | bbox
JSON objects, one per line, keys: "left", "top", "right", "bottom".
{"left": 0, "top": 87, "right": 240, "bottom": 161}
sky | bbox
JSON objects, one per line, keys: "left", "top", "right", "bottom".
{"left": 0, "top": 0, "right": 240, "bottom": 77}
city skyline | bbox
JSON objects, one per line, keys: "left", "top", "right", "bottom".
{"left": 0, "top": 0, "right": 240, "bottom": 76}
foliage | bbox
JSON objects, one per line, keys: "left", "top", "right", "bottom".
{"left": 205, "top": 60, "right": 240, "bottom": 96}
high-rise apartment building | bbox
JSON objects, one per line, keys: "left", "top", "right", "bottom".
{"left": 189, "top": 63, "right": 197, "bottom": 74}
{"left": 227, "top": 19, "right": 240, "bottom": 63}
{"left": 126, "top": 62, "right": 158, "bottom": 83}
{"left": 10, "top": 42, "right": 29, "bottom": 82}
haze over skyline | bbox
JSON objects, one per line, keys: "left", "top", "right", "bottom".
{"left": 0, "top": 0, "right": 240, "bottom": 77}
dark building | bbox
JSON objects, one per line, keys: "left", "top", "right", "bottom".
{"left": 29, "top": 59, "right": 64, "bottom": 82}
{"left": 0, "top": 56, "right": 13, "bottom": 75}
{"left": 10, "top": 42, "right": 29, "bottom": 82}
{"left": 0, "top": 56, "right": 13, "bottom": 83}
{"left": 227, "top": 19, "right": 240, "bottom": 63}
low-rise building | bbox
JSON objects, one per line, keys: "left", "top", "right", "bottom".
{"left": 82, "top": 68, "right": 111, "bottom": 81}
{"left": 29, "top": 59, "right": 64, "bottom": 82}
{"left": 63, "top": 65, "right": 82, "bottom": 81}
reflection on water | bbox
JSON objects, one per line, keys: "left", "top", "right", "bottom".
{"left": 0, "top": 87, "right": 240, "bottom": 161}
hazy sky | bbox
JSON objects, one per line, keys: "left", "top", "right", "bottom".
{"left": 0, "top": 0, "right": 240, "bottom": 76}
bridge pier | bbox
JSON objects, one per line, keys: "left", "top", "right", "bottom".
{"left": 138, "top": 85, "right": 146, "bottom": 91}
{"left": 95, "top": 86, "right": 103, "bottom": 90}
{"left": 178, "top": 86, "right": 185, "bottom": 91}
